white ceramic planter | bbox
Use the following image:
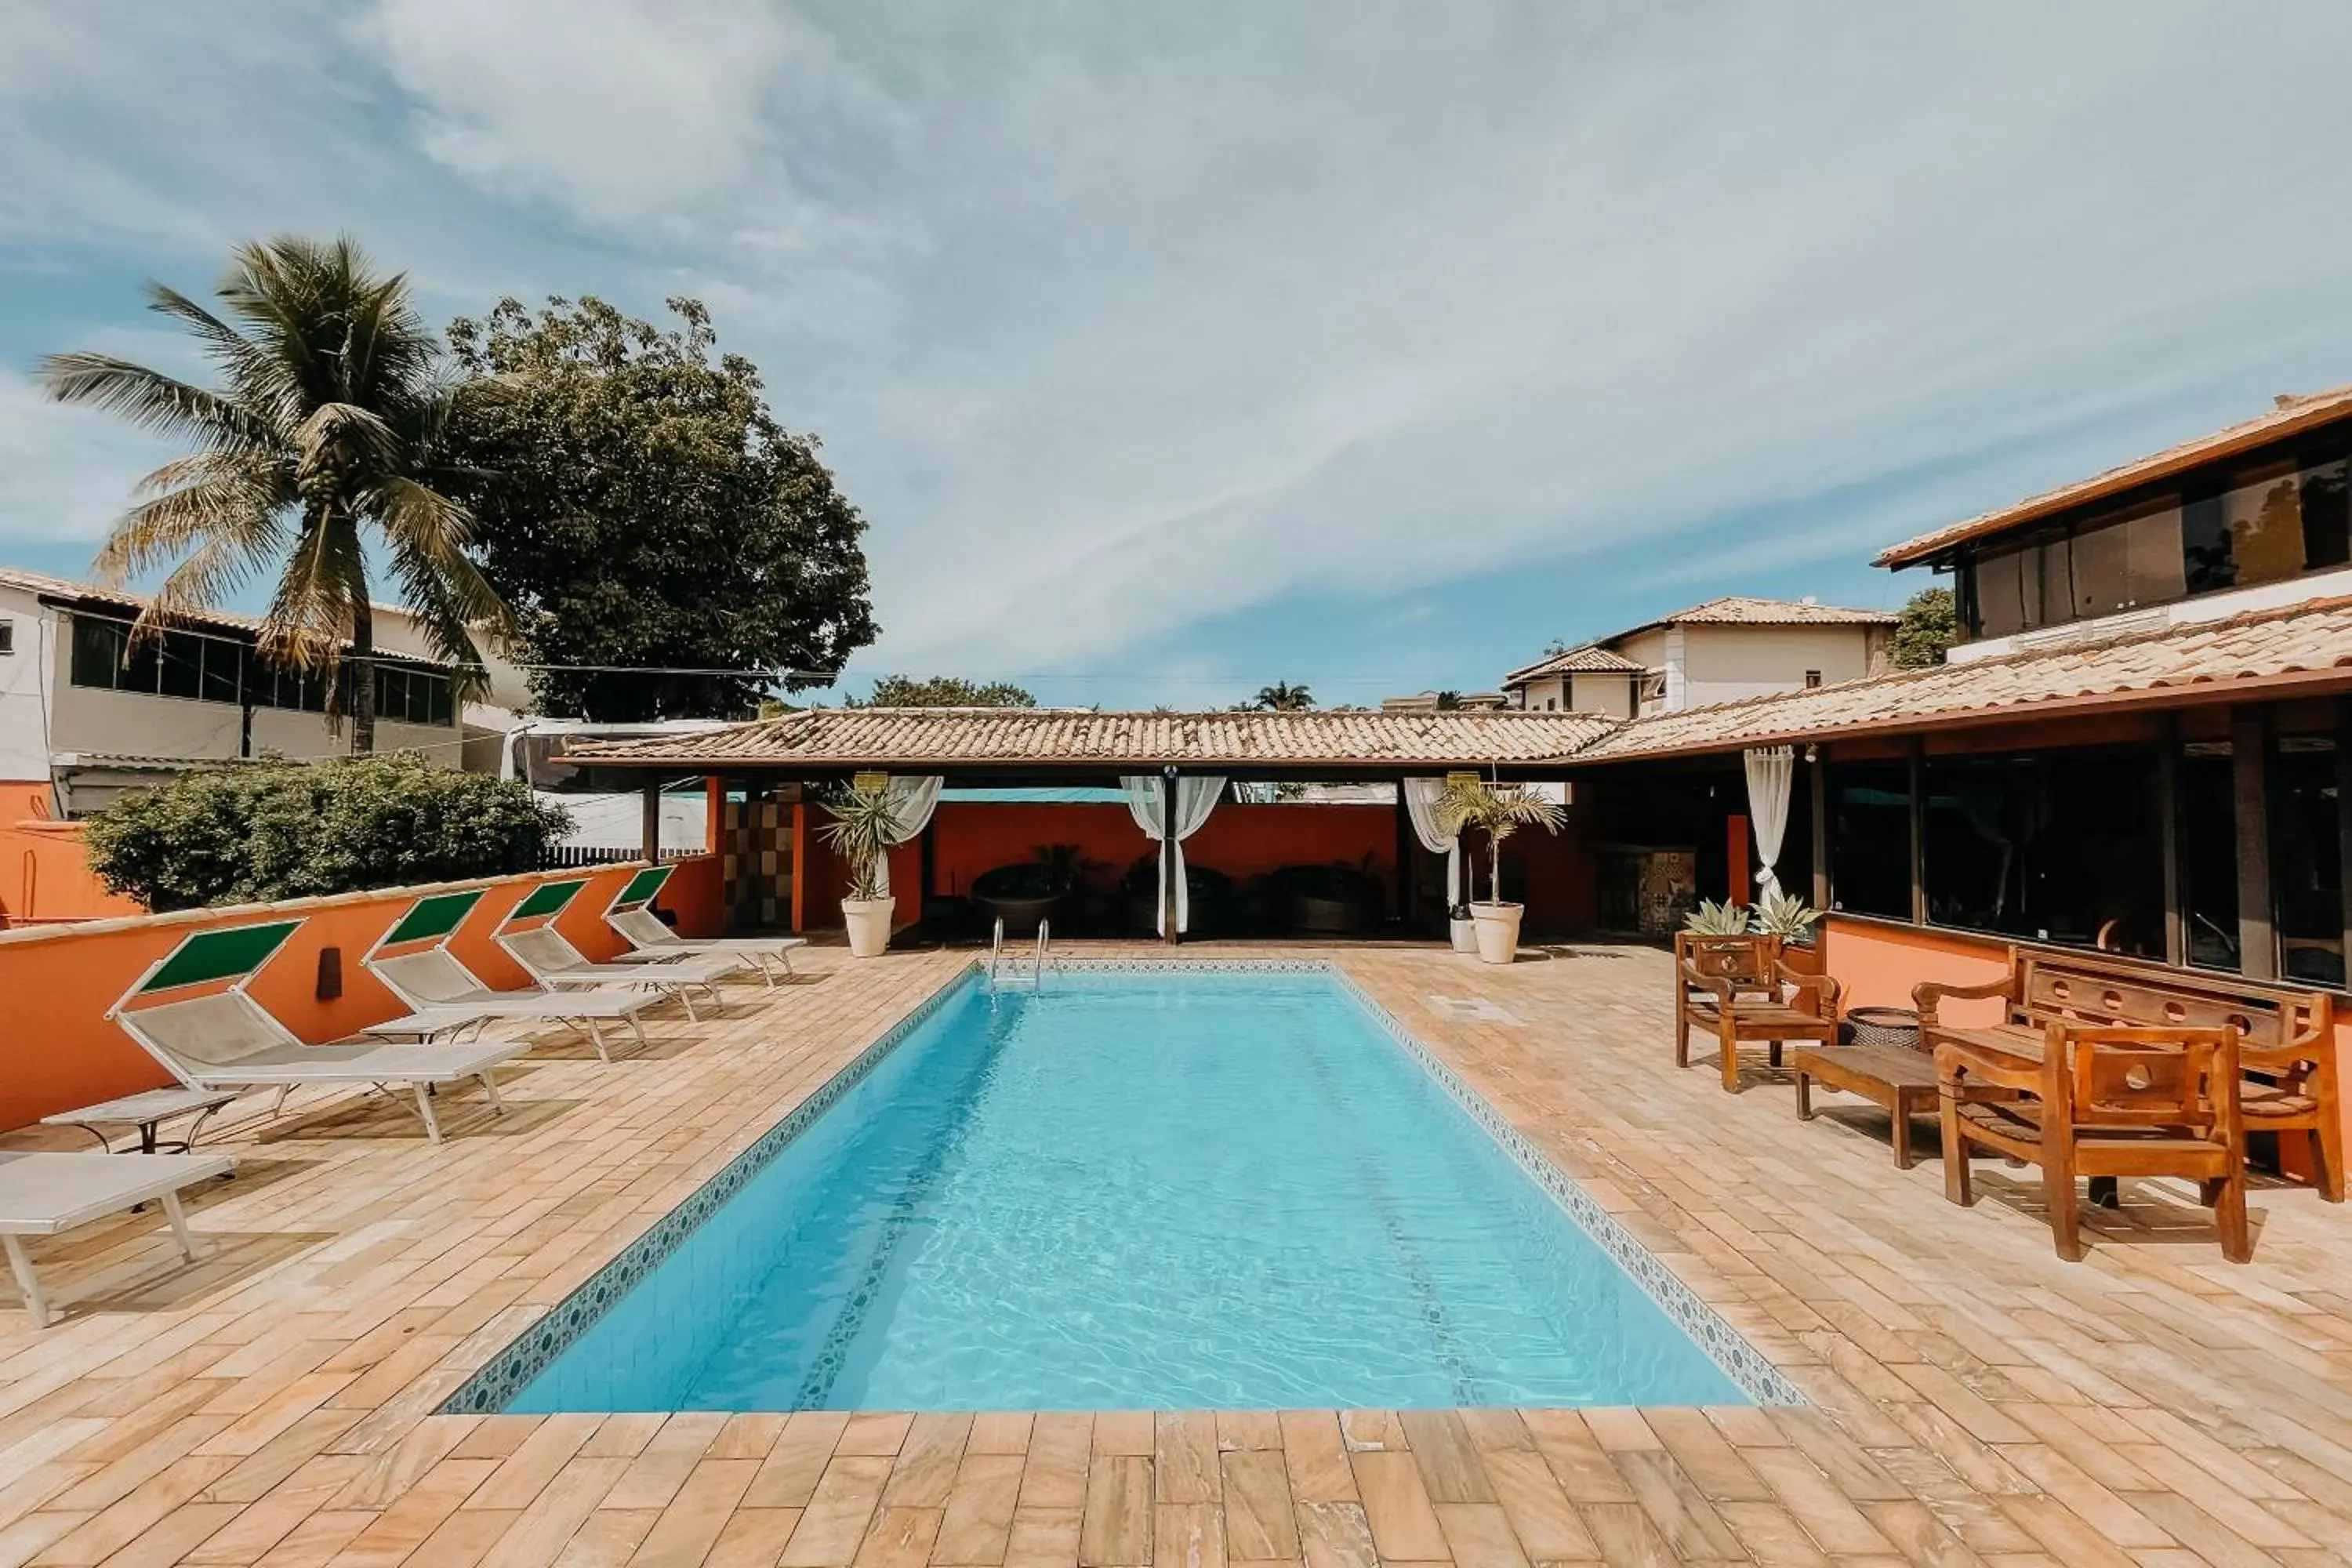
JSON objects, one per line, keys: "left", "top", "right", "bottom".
{"left": 1449, "top": 916, "right": 1479, "bottom": 954}
{"left": 1470, "top": 902, "right": 1523, "bottom": 964}
{"left": 843, "top": 896, "right": 895, "bottom": 958}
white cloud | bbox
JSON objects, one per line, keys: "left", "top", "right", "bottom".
{"left": 367, "top": 0, "right": 801, "bottom": 224}
{"left": 0, "top": 368, "right": 175, "bottom": 546}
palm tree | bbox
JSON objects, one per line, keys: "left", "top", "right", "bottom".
{"left": 42, "top": 235, "right": 506, "bottom": 753}
{"left": 1254, "top": 681, "right": 1314, "bottom": 711}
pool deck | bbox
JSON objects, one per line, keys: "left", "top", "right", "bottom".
{"left": 3, "top": 941, "right": 2351, "bottom": 1566}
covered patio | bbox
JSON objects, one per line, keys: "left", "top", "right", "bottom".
{"left": 575, "top": 710, "right": 1612, "bottom": 946}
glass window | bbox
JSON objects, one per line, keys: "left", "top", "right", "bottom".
{"left": 201, "top": 639, "right": 241, "bottom": 705}
{"left": 2180, "top": 742, "right": 2239, "bottom": 972}
{"left": 157, "top": 632, "right": 204, "bottom": 700}
{"left": 376, "top": 666, "right": 408, "bottom": 724}
{"left": 426, "top": 673, "right": 454, "bottom": 727}
{"left": 2274, "top": 734, "right": 2342, "bottom": 987}
{"left": 2223, "top": 462, "right": 2304, "bottom": 586}
{"left": 1830, "top": 760, "right": 1911, "bottom": 918}
{"left": 70, "top": 616, "right": 129, "bottom": 689}
{"left": 2302, "top": 458, "right": 2350, "bottom": 571}
{"left": 1922, "top": 750, "right": 2162, "bottom": 953}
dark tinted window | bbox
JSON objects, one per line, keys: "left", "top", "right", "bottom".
{"left": 1830, "top": 760, "right": 1910, "bottom": 918}
{"left": 1922, "top": 750, "right": 2162, "bottom": 953}
{"left": 70, "top": 616, "right": 129, "bottom": 688}
{"left": 157, "top": 632, "right": 204, "bottom": 699}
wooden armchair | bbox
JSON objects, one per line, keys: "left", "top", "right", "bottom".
{"left": 1937, "top": 1022, "right": 2249, "bottom": 1262}
{"left": 1674, "top": 933, "right": 1841, "bottom": 1093}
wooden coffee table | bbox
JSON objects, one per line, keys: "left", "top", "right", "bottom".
{"left": 1791, "top": 1044, "right": 1943, "bottom": 1168}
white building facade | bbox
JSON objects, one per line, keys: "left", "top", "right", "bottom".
{"left": 1503, "top": 597, "right": 1896, "bottom": 717}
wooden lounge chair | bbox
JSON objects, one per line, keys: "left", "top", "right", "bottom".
{"left": 494, "top": 877, "right": 741, "bottom": 1022}
{"left": 601, "top": 864, "right": 805, "bottom": 988}
{"left": 1918, "top": 950, "right": 2340, "bottom": 1201}
{"left": 107, "top": 920, "right": 524, "bottom": 1145}
{"left": 1674, "top": 932, "right": 1840, "bottom": 1092}
{"left": 0, "top": 1151, "right": 234, "bottom": 1326}
{"left": 1937, "top": 1022, "right": 2249, "bottom": 1262}
{"left": 360, "top": 888, "right": 661, "bottom": 1062}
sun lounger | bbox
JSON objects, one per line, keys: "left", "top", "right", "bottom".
{"left": 601, "top": 864, "right": 805, "bottom": 987}
{"left": 359, "top": 888, "right": 660, "bottom": 1062}
{"left": 495, "top": 878, "right": 741, "bottom": 1022}
{"left": 1, "top": 1150, "right": 234, "bottom": 1325}
{"left": 107, "top": 920, "right": 523, "bottom": 1144}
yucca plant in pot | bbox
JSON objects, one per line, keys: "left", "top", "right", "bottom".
{"left": 1436, "top": 780, "right": 1567, "bottom": 964}
{"left": 818, "top": 782, "right": 899, "bottom": 958}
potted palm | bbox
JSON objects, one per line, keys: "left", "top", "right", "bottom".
{"left": 1437, "top": 780, "right": 1567, "bottom": 964}
{"left": 818, "top": 782, "right": 898, "bottom": 958}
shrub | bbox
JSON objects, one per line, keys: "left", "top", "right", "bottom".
{"left": 82, "top": 754, "right": 573, "bottom": 912}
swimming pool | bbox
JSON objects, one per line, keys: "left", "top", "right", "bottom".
{"left": 456, "top": 965, "right": 1791, "bottom": 1412}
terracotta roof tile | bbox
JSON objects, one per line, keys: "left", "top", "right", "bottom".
{"left": 1635, "top": 596, "right": 1899, "bottom": 628}
{"left": 1579, "top": 595, "right": 2352, "bottom": 760}
{"left": 1501, "top": 644, "right": 1646, "bottom": 684}
{"left": 572, "top": 707, "right": 1614, "bottom": 769}
{"left": 1875, "top": 384, "right": 2352, "bottom": 568}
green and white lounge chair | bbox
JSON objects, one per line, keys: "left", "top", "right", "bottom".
{"left": 359, "top": 889, "right": 661, "bottom": 1062}
{"left": 1, "top": 1150, "right": 234, "bottom": 1327}
{"left": 107, "top": 920, "right": 522, "bottom": 1145}
{"left": 602, "top": 864, "right": 805, "bottom": 988}
{"left": 495, "top": 879, "right": 741, "bottom": 1022}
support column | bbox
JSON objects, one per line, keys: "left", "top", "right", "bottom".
{"left": 640, "top": 779, "right": 662, "bottom": 864}
{"left": 1809, "top": 746, "right": 1831, "bottom": 910}
{"left": 1907, "top": 739, "right": 1926, "bottom": 926}
{"left": 1394, "top": 784, "right": 1416, "bottom": 927}
{"left": 2233, "top": 706, "right": 2275, "bottom": 979}
{"left": 789, "top": 800, "right": 807, "bottom": 934}
{"left": 1160, "top": 768, "right": 1180, "bottom": 946}
{"left": 2160, "top": 719, "right": 2184, "bottom": 968}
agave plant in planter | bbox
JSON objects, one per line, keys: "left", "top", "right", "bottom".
{"left": 1682, "top": 898, "right": 1752, "bottom": 936}
{"left": 818, "top": 782, "right": 899, "bottom": 957}
{"left": 1750, "top": 890, "right": 1824, "bottom": 945}
{"left": 1436, "top": 780, "right": 1567, "bottom": 964}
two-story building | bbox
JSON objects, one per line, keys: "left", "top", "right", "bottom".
{"left": 1502, "top": 596, "right": 1896, "bottom": 717}
{"left": 0, "top": 565, "right": 489, "bottom": 818}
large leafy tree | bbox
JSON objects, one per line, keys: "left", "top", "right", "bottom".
{"left": 444, "top": 296, "right": 877, "bottom": 721}
{"left": 1892, "top": 586, "right": 1957, "bottom": 668}
{"left": 851, "top": 675, "right": 1035, "bottom": 707}
{"left": 41, "top": 236, "right": 503, "bottom": 753}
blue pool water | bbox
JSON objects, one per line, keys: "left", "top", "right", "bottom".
{"left": 504, "top": 971, "right": 1749, "bottom": 1410}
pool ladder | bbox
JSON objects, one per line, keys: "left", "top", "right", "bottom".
{"left": 987, "top": 917, "right": 1052, "bottom": 990}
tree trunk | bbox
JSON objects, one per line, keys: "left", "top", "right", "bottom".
{"left": 349, "top": 597, "right": 376, "bottom": 756}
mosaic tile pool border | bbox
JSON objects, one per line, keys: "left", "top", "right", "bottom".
{"left": 439, "top": 965, "right": 982, "bottom": 1415}
{"left": 441, "top": 956, "right": 1802, "bottom": 1413}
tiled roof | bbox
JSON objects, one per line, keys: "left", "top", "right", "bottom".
{"left": 571, "top": 707, "right": 1615, "bottom": 768}
{"left": 1875, "top": 383, "right": 2352, "bottom": 568}
{"left": 1623, "top": 596, "right": 1900, "bottom": 630}
{"left": 0, "top": 564, "right": 429, "bottom": 638}
{"left": 1501, "top": 644, "right": 1646, "bottom": 684}
{"left": 1579, "top": 595, "right": 2352, "bottom": 760}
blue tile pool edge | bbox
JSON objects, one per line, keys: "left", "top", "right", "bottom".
{"left": 438, "top": 958, "right": 1806, "bottom": 1414}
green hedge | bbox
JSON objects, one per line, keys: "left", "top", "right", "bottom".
{"left": 82, "top": 754, "right": 575, "bottom": 913}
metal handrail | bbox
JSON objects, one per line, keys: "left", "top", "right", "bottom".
{"left": 1033, "top": 920, "right": 1050, "bottom": 990}
{"left": 989, "top": 916, "right": 1006, "bottom": 983}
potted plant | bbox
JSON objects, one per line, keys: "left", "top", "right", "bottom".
{"left": 1681, "top": 898, "right": 1752, "bottom": 936}
{"left": 1749, "top": 890, "right": 1824, "bottom": 946}
{"left": 818, "top": 782, "right": 899, "bottom": 958}
{"left": 1436, "top": 780, "right": 1567, "bottom": 964}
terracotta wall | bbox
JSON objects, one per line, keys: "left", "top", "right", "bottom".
{"left": 0, "top": 818, "right": 144, "bottom": 927}
{"left": 797, "top": 799, "right": 1597, "bottom": 935}
{"left": 0, "top": 855, "right": 723, "bottom": 1132}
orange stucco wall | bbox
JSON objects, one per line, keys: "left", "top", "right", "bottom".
{"left": 0, "top": 855, "right": 723, "bottom": 1132}
{"left": 0, "top": 818, "right": 145, "bottom": 927}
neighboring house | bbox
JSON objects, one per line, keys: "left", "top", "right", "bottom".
{"left": 0, "top": 565, "right": 517, "bottom": 818}
{"left": 1877, "top": 383, "right": 2352, "bottom": 662}
{"left": 1503, "top": 597, "right": 1896, "bottom": 716}
{"left": 1377, "top": 690, "right": 1508, "bottom": 713}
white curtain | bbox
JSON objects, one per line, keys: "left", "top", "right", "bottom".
{"left": 1401, "top": 779, "right": 1465, "bottom": 913}
{"left": 873, "top": 776, "right": 944, "bottom": 896}
{"left": 1122, "top": 775, "right": 1226, "bottom": 934}
{"left": 1743, "top": 746, "right": 1795, "bottom": 902}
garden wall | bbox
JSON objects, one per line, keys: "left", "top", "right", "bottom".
{"left": 0, "top": 855, "right": 721, "bottom": 1131}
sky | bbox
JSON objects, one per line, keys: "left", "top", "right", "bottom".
{"left": 5, "top": 3, "right": 2352, "bottom": 710}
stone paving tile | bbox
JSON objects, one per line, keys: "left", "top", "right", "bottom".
{"left": 4, "top": 941, "right": 2352, "bottom": 1565}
